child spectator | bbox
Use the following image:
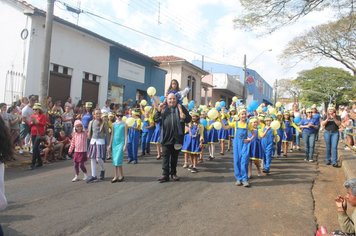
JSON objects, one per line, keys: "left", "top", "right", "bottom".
{"left": 57, "top": 130, "right": 71, "bottom": 160}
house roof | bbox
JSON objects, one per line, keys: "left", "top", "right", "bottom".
{"left": 152, "top": 55, "right": 209, "bottom": 75}
{"left": 11, "top": 0, "right": 160, "bottom": 65}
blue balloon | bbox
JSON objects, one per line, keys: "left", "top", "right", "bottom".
{"left": 247, "top": 106, "right": 253, "bottom": 113}
{"left": 160, "top": 96, "right": 165, "bottom": 103}
{"left": 220, "top": 101, "right": 226, "bottom": 108}
{"left": 294, "top": 117, "right": 301, "bottom": 124}
{"left": 249, "top": 100, "right": 259, "bottom": 111}
{"left": 262, "top": 107, "right": 268, "bottom": 112}
{"left": 188, "top": 101, "right": 195, "bottom": 111}
{"left": 200, "top": 119, "right": 207, "bottom": 128}
{"left": 216, "top": 106, "right": 221, "bottom": 111}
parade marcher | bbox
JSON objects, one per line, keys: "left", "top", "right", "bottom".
{"left": 150, "top": 109, "right": 162, "bottom": 160}
{"left": 108, "top": 111, "right": 127, "bottom": 183}
{"left": 230, "top": 109, "right": 250, "bottom": 187}
{"left": 81, "top": 102, "right": 93, "bottom": 131}
{"left": 247, "top": 118, "right": 265, "bottom": 179}
{"left": 68, "top": 120, "right": 88, "bottom": 182}
{"left": 29, "top": 103, "right": 47, "bottom": 170}
{"left": 260, "top": 116, "right": 275, "bottom": 174}
{"left": 86, "top": 109, "right": 109, "bottom": 182}
{"left": 141, "top": 110, "right": 154, "bottom": 156}
{"left": 321, "top": 105, "right": 342, "bottom": 167}
{"left": 275, "top": 112, "right": 284, "bottom": 158}
{"left": 181, "top": 110, "right": 204, "bottom": 173}
{"left": 154, "top": 93, "right": 191, "bottom": 183}
{"left": 127, "top": 109, "right": 141, "bottom": 164}
{"left": 300, "top": 108, "right": 318, "bottom": 162}
{"left": 218, "top": 107, "right": 229, "bottom": 155}
{"left": 227, "top": 107, "right": 237, "bottom": 152}
{"left": 206, "top": 114, "right": 219, "bottom": 160}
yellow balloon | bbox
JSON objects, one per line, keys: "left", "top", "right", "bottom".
{"left": 182, "top": 97, "right": 188, "bottom": 106}
{"left": 213, "top": 121, "right": 222, "bottom": 130}
{"left": 233, "top": 115, "right": 239, "bottom": 121}
{"left": 270, "top": 120, "right": 281, "bottom": 130}
{"left": 275, "top": 135, "right": 280, "bottom": 143}
{"left": 207, "top": 109, "right": 219, "bottom": 120}
{"left": 144, "top": 106, "right": 151, "bottom": 113}
{"left": 232, "top": 96, "right": 238, "bottom": 102}
{"left": 140, "top": 99, "right": 147, "bottom": 106}
{"left": 122, "top": 116, "right": 127, "bottom": 122}
{"left": 256, "top": 107, "right": 263, "bottom": 113}
{"left": 147, "top": 87, "right": 156, "bottom": 96}
{"left": 275, "top": 102, "right": 282, "bottom": 108}
{"left": 215, "top": 101, "right": 221, "bottom": 108}
{"left": 126, "top": 117, "right": 135, "bottom": 127}
{"left": 268, "top": 107, "right": 276, "bottom": 115}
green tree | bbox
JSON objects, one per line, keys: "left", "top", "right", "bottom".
{"left": 295, "top": 67, "right": 355, "bottom": 108}
{"left": 281, "top": 15, "right": 356, "bottom": 76}
{"left": 233, "top": 0, "right": 354, "bottom": 33}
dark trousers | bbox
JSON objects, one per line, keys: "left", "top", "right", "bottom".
{"left": 31, "top": 135, "right": 46, "bottom": 167}
{"left": 162, "top": 144, "right": 180, "bottom": 177}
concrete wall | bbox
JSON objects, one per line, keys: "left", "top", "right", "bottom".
{"left": 26, "top": 16, "right": 110, "bottom": 106}
{"left": 0, "top": 1, "right": 31, "bottom": 104}
{"left": 108, "top": 46, "right": 166, "bottom": 106}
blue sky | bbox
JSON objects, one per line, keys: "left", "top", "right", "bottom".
{"left": 27, "top": 0, "right": 342, "bottom": 86}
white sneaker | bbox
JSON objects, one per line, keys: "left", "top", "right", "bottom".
{"left": 65, "top": 155, "right": 71, "bottom": 160}
{"left": 29, "top": 149, "right": 33, "bottom": 154}
{"left": 19, "top": 149, "right": 24, "bottom": 155}
{"left": 72, "top": 175, "right": 79, "bottom": 182}
{"left": 82, "top": 174, "right": 88, "bottom": 181}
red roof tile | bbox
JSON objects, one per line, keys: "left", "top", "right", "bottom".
{"left": 151, "top": 55, "right": 185, "bottom": 62}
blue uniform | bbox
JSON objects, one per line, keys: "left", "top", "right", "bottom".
{"left": 141, "top": 118, "right": 154, "bottom": 155}
{"left": 207, "top": 120, "right": 218, "bottom": 143}
{"left": 127, "top": 119, "right": 140, "bottom": 162}
{"left": 233, "top": 121, "right": 249, "bottom": 182}
{"left": 182, "top": 124, "right": 203, "bottom": 154}
{"left": 261, "top": 127, "right": 274, "bottom": 172}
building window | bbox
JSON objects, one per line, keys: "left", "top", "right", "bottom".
{"left": 187, "top": 76, "right": 196, "bottom": 101}
{"left": 53, "top": 64, "right": 59, "bottom": 72}
{"left": 63, "top": 67, "right": 68, "bottom": 75}
{"left": 84, "top": 72, "right": 90, "bottom": 80}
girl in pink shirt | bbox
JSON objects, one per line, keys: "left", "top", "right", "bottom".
{"left": 68, "top": 120, "right": 88, "bottom": 182}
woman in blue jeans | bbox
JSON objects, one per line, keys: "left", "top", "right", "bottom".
{"left": 321, "top": 105, "right": 342, "bottom": 167}
{"left": 300, "top": 108, "right": 318, "bottom": 162}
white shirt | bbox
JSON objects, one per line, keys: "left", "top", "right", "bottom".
{"left": 101, "top": 106, "right": 111, "bottom": 113}
{"left": 21, "top": 105, "right": 33, "bottom": 124}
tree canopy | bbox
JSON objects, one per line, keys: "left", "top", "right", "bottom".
{"left": 280, "top": 14, "right": 356, "bottom": 76}
{"left": 233, "top": 0, "right": 354, "bottom": 33}
{"left": 294, "top": 66, "right": 355, "bottom": 107}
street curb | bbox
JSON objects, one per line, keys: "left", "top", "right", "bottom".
{"left": 340, "top": 152, "right": 356, "bottom": 179}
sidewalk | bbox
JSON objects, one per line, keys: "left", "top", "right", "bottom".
{"left": 339, "top": 141, "right": 356, "bottom": 179}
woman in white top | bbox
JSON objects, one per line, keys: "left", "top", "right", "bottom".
{"left": 0, "top": 115, "right": 13, "bottom": 234}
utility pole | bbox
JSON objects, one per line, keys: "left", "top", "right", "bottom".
{"left": 274, "top": 79, "right": 278, "bottom": 106}
{"left": 40, "top": 0, "right": 55, "bottom": 106}
{"left": 242, "top": 54, "right": 247, "bottom": 103}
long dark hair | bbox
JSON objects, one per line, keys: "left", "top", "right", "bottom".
{"left": 0, "top": 116, "right": 13, "bottom": 163}
{"left": 167, "top": 79, "right": 180, "bottom": 92}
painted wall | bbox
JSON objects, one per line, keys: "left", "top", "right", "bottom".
{"left": 26, "top": 16, "right": 110, "bottom": 106}
{"left": 108, "top": 46, "right": 166, "bottom": 106}
{"left": 0, "top": 1, "right": 31, "bottom": 104}
{"left": 1, "top": 1, "right": 110, "bottom": 106}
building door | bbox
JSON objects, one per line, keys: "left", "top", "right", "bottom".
{"left": 82, "top": 79, "right": 99, "bottom": 105}
{"left": 49, "top": 71, "right": 71, "bottom": 104}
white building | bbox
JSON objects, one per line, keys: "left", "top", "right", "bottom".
{"left": 1, "top": 0, "right": 110, "bottom": 106}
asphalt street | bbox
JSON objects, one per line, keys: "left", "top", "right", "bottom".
{"left": 1, "top": 148, "right": 319, "bottom": 236}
